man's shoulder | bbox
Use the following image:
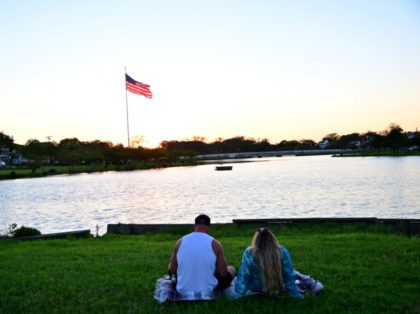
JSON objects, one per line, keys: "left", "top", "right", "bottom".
{"left": 211, "top": 238, "right": 224, "bottom": 255}
{"left": 180, "top": 232, "right": 215, "bottom": 246}
{"left": 185, "top": 232, "right": 214, "bottom": 240}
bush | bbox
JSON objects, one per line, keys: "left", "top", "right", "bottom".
{"left": 1, "top": 224, "right": 42, "bottom": 238}
{"left": 11, "top": 226, "right": 41, "bottom": 238}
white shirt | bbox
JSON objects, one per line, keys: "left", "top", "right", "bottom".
{"left": 176, "top": 232, "right": 218, "bottom": 293}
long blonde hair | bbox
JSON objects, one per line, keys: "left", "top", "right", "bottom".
{"left": 250, "top": 228, "right": 286, "bottom": 296}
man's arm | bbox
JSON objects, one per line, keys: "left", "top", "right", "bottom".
{"left": 168, "top": 239, "right": 182, "bottom": 275}
{"left": 212, "top": 239, "right": 228, "bottom": 278}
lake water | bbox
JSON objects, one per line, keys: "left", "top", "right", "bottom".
{"left": 0, "top": 155, "right": 419, "bottom": 235}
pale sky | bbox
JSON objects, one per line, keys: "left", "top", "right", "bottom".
{"left": 1, "top": 0, "right": 419, "bottom": 148}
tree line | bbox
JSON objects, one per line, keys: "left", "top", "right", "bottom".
{"left": 0, "top": 123, "right": 419, "bottom": 167}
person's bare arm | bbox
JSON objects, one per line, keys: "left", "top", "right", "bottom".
{"left": 212, "top": 239, "right": 228, "bottom": 277}
{"left": 168, "top": 239, "right": 182, "bottom": 275}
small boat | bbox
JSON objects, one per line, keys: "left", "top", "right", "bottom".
{"left": 215, "top": 165, "right": 233, "bottom": 171}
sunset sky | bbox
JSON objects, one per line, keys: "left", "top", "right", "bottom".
{"left": 1, "top": 0, "right": 419, "bottom": 148}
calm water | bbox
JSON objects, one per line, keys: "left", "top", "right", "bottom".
{"left": 0, "top": 155, "right": 419, "bottom": 235}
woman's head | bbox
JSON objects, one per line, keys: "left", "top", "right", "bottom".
{"left": 251, "top": 228, "right": 285, "bottom": 296}
{"left": 252, "top": 227, "right": 280, "bottom": 250}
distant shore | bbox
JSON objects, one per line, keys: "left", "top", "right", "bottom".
{"left": 1, "top": 150, "right": 419, "bottom": 181}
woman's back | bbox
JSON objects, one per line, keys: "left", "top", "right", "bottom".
{"left": 234, "top": 228, "right": 303, "bottom": 299}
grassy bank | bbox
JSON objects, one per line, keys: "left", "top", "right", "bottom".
{"left": 0, "top": 161, "right": 196, "bottom": 180}
{"left": 0, "top": 224, "right": 418, "bottom": 313}
{"left": 333, "top": 150, "right": 420, "bottom": 157}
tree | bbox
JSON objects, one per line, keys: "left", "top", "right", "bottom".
{"left": 57, "top": 138, "right": 83, "bottom": 165}
{"left": 58, "top": 138, "right": 82, "bottom": 150}
{"left": 23, "top": 139, "right": 42, "bottom": 158}
{"left": 297, "top": 139, "right": 315, "bottom": 150}
{"left": 221, "top": 136, "right": 257, "bottom": 152}
{"left": 254, "top": 138, "right": 273, "bottom": 151}
{"left": 339, "top": 133, "right": 361, "bottom": 150}
{"left": 274, "top": 140, "right": 300, "bottom": 150}
{"left": 322, "top": 133, "right": 340, "bottom": 149}
{"left": 0, "top": 132, "right": 14, "bottom": 150}
{"left": 23, "top": 139, "right": 44, "bottom": 172}
{"left": 384, "top": 123, "right": 405, "bottom": 152}
{"left": 360, "top": 131, "right": 383, "bottom": 150}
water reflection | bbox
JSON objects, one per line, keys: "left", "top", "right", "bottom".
{"left": 0, "top": 155, "right": 419, "bottom": 235}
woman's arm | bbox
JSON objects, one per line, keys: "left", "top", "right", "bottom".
{"left": 234, "top": 248, "right": 254, "bottom": 297}
{"left": 281, "top": 246, "right": 303, "bottom": 299}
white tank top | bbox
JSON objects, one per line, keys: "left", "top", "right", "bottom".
{"left": 176, "top": 232, "right": 218, "bottom": 293}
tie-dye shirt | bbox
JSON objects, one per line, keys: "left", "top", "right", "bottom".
{"left": 234, "top": 246, "right": 303, "bottom": 299}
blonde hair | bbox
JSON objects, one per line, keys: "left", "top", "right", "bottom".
{"left": 250, "top": 228, "right": 286, "bottom": 296}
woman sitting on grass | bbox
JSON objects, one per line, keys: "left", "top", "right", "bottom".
{"left": 234, "top": 228, "right": 321, "bottom": 299}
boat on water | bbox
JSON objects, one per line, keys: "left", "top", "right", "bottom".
{"left": 215, "top": 165, "right": 233, "bottom": 171}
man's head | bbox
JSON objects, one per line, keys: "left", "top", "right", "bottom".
{"left": 194, "top": 214, "right": 211, "bottom": 232}
{"left": 195, "top": 214, "right": 211, "bottom": 225}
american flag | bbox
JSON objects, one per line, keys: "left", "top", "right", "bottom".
{"left": 125, "top": 74, "right": 152, "bottom": 98}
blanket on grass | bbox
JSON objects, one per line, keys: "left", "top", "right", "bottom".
{"left": 153, "top": 270, "right": 323, "bottom": 303}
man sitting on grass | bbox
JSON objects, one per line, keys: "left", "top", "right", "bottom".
{"left": 168, "top": 214, "right": 236, "bottom": 299}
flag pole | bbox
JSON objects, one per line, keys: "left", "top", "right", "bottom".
{"left": 125, "top": 66, "right": 130, "bottom": 148}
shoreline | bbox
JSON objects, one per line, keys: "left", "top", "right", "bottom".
{"left": 4, "top": 218, "right": 418, "bottom": 241}
{"left": 106, "top": 218, "right": 420, "bottom": 236}
{"left": 1, "top": 151, "right": 419, "bottom": 181}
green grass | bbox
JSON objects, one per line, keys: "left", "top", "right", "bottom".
{"left": 0, "top": 165, "right": 113, "bottom": 180}
{"left": 0, "top": 224, "right": 419, "bottom": 313}
{"left": 0, "top": 161, "right": 196, "bottom": 180}
{"left": 333, "top": 150, "right": 420, "bottom": 157}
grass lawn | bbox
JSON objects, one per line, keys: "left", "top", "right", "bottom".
{"left": 0, "top": 165, "right": 113, "bottom": 180}
{"left": 0, "top": 161, "right": 196, "bottom": 180}
{"left": 333, "top": 150, "right": 420, "bottom": 157}
{"left": 0, "top": 223, "right": 418, "bottom": 313}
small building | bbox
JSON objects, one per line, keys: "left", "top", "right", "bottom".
{"left": 316, "top": 140, "right": 330, "bottom": 149}
{"left": 0, "top": 147, "right": 12, "bottom": 164}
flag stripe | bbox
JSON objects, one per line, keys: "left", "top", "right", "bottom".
{"left": 125, "top": 74, "right": 153, "bottom": 98}
{"left": 126, "top": 83, "right": 153, "bottom": 97}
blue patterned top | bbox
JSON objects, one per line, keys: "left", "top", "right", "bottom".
{"left": 234, "top": 246, "right": 303, "bottom": 299}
